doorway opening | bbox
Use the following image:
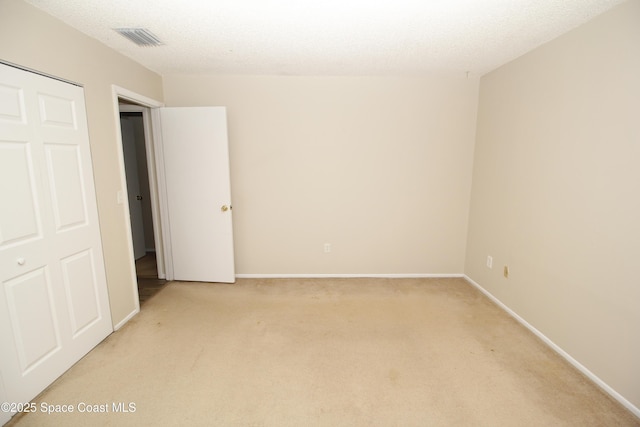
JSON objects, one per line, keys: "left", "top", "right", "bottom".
{"left": 118, "top": 100, "right": 167, "bottom": 306}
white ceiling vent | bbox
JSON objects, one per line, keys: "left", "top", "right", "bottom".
{"left": 114, "top": 28, "right": 164, "bottom": 47}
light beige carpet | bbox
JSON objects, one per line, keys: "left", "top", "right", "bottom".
{"left": 7, "top": 278, "right": 639, "bottom": 426}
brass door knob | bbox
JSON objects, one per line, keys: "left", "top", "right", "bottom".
{"left": 221, "top": 205, "right": 229, "bottom": 212}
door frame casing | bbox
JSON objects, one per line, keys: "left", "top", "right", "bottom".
{"left": 110, "top": 86, "right": 167, "bottom": 330}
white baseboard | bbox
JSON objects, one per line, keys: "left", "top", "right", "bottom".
{"left": 463, "top": 275, "right": 640, "bottom": 419}
{"left": 112, "top": 306, "right": 140, "bottom": 331}
{"left": 235, "top": 273, "right": 465, "bottom": 279}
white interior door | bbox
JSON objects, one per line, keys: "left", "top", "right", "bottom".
{"left": 159, "top": 107, "right": 235, "bottom": 283}
{"left": 0, "top": 372, "right": 9, "bottom": 425}
{"left": 0, "top": 64, "right": 112, "bottom": 414}
{"left": 120, "top": 115, "right": 146, "bottom": 260}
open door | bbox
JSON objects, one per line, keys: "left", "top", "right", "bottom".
{"left": 158, "top": 107, "right": 235, "bottom": 283}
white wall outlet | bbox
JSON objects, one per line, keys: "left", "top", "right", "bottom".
{"left": 117, "top": 190, "right": 124, "bottom": 205}
{"left": 486, "top": 255, "right": 493, "bottom": 269}
{"left": 324, "top": 243, "right": 331, "bottom": 253}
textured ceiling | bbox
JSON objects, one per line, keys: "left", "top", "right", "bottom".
{"left": 24, "top": 0, "right": 626, "bottom": 75}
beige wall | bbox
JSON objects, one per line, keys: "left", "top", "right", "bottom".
{"left": 0, "top": 0, "right": 164, "bottom": 327}
{"left": 163, "top": 75, "right": 479, "bottom": 275}
{"left": 465, "top": 0, "right": 640, "bottom": 409}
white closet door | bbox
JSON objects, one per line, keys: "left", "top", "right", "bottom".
{"left": 0, "top": 63, "right": 112, "bottom": 415}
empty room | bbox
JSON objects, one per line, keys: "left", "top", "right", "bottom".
{"left": 0, "top": 0, "right": 638, "bottom": 425}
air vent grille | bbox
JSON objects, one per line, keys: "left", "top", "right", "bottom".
{"left": 114, "top": 28, "right": 164, "bottom": 47}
